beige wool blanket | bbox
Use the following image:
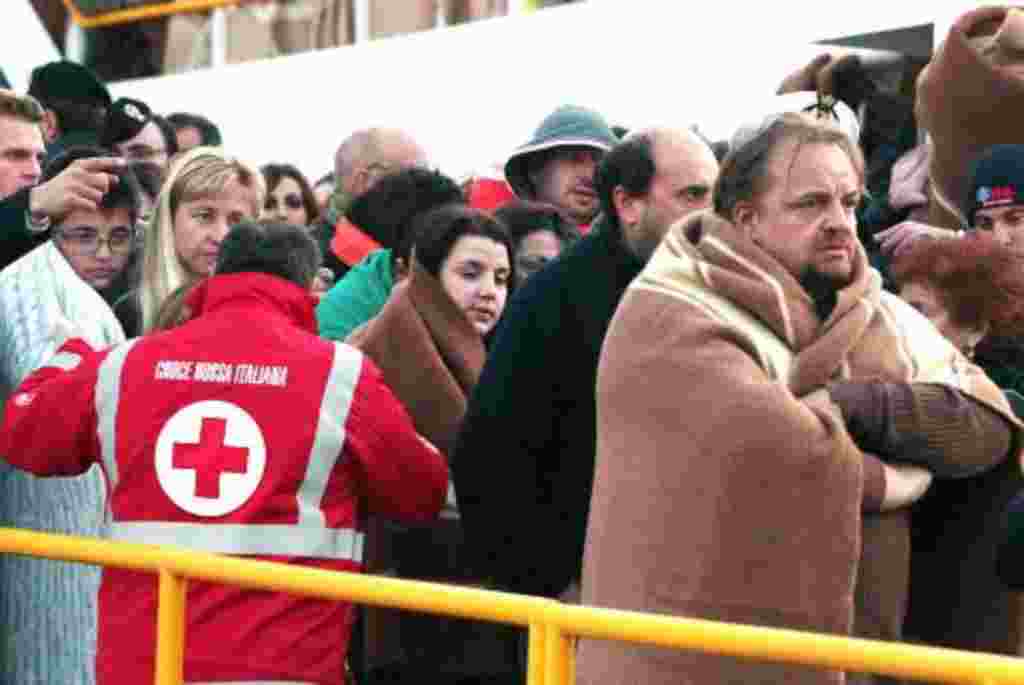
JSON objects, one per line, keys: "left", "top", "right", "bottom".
{"left": 578, "top": 211, "right": 1019, "bottom": 685}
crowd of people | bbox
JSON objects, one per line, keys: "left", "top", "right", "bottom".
{"left": 4, "top": 5, "right": 1024, "bottom": 685}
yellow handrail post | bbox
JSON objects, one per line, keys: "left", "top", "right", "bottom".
{"left": 527, "top": 622, "right": 547, "bottom": 685}
{"left": 5, "top": 528, "right": 1024, "bottom": 685}
{"left": 566, "top": 634, "right": 577, "bottom": 684}
{"left": 544, "top": 610, "right": 573, "bottom": 685}
{"left": 155, "top": 569, "right": 188, "bottom": 685}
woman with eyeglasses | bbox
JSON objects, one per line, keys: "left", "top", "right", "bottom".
{"left": 0, "top": 145, "right": 142, "bottom": 685}
{"left": 261, "top": 163, "right": 318, "bottom": 227}
{"left": 114, "top": 147, "right": 264, "bottom": 336}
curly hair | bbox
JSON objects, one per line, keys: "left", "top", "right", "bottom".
{"left": 891, "top": 235, "right": 1024, "bottom": 338}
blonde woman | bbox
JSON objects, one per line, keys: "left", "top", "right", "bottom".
{"left": 114, "top": 147, "right": 264, "bottom": 335}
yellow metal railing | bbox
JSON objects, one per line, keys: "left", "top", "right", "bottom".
{"left": 62, "top": 0, "right": 243, "bottom": 29}
{"left": 1, "top": 526, "right": 1023, "bottom": 685}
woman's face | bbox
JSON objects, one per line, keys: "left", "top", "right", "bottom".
{"left": 900, "top": 280, "right": 987, "bottom": 358}
{"left": 439, "top": 235, "right": 511, "bottom": 337}
{"left": 264, "top": 176, "right": 310, "bottom": 226}
{"left": 515, "top": 228, "right": 563, "bottom": 286}
{"left": 173, "top": 176, "right": 256, "bottom": 279}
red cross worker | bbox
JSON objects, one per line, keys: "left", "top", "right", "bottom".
{"left": 0, "top": 222, "right": 449, "bottom": 685}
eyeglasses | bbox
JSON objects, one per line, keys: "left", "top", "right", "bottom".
{"left": 56, "top": 226, "right": 136, "bottom": 255}
{"left": 265, "top": 194, "right": 304, "bottom": 212}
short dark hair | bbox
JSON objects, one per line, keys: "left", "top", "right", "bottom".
{"left": 216, "top": 221, "right": 321, "bottom": 289}
{"left": 261, "top": 163, "right": 319, "bottom": 223}
{"left": 45, "top": 145, "right": 140, "bottom": 224}
{"left": 594, "top": 133, "right": 656, "bottom": 229}
{"left": 493, "top": 200, "right": 579, "bottom": 253}
{"left": 346, "top": 166, "right": 464, "bottom": 266}
{"left": 166, "top": 112, "right": 222, "bottom": 147}
{"left": 152, "top": 115, "right": 180, "bottom": 158}
{"left": 413, "top": 204, "right": 516, "bottom": 287}
{"left": 714, "top": 112, "right": 865, "bottom": 220}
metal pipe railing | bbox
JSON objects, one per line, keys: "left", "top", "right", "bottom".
{"left": 0, "top": 526, "right": 1021, "bottom": 685}
{"left": 61, "top": 0, "right": 244, "bottom": 30}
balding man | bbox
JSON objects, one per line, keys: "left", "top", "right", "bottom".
{"left": 312, "top": 128, "right": 427, "bottom": 280}
{"left": 453, "top": 129, "right": 719, "bottom": 603}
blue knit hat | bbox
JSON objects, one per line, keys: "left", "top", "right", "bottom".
{"left": 504, "top": 105, "right": 618, "bottom": 198}
{"left": 965, "top": 144, "right": 1024, "bottom": 227}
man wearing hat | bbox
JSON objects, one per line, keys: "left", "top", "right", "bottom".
{"left": 878, "top": 144, "right": 1024, "bottom": 256}
{"left": 102, "top": 97, "right": 177, "bottom": 173}
{"left": 504, "top": 104, "right": 619, "bottom": 232}
{"left": 962, "top": 144, "right": 1024, "bottom": 247}
{"left": 27, "top": 60, "right": 111, "bottom": 161}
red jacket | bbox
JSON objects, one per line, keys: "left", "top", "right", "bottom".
{"left": 0, "top": 272, "right": 448, "bottom": 685}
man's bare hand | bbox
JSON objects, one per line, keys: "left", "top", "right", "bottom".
{"left": 29, "top": 157, "right": 125, "bottom": 220}
{"left": 881, "top": 463, "right": 934, "bottom": 511}
{"left": 874, "top": 221, "right": 956, "bottom": 259}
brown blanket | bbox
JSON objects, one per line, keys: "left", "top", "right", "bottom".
{"left": 348, "top": 259, "right": 483, "bottom": 456}
{"left": 577, "top": 211, "right": 1020, "bottom": 685}
{"left": 917, "top": 6, "right": 1024, "bottom": 229}
{"left": 348, "top": 260, "right": 518, "bottom": 678}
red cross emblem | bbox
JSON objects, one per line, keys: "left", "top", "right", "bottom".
{"left": 171, "top": 417, "right": 249, "bottom": 499}
{"left": 156, "top": 400, "right": 267, "bottom": 517}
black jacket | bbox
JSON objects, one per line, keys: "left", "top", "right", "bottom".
{"left": 452, "top": 215, "right": 644, "bottom": 598}
{"left": 0, "top": 189, "right": 47, "bottom": 271}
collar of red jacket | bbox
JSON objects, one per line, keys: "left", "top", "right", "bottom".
{"left": 185, "top": 272, "right": 319, "bottom": 334}
{"left": 331, "top": 217, "right": 382, "bottom": 267}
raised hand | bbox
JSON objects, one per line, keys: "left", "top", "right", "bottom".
{"left": 29, "top": 157, "right": 125, "bottom": 220}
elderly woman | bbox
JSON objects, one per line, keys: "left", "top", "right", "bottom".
{"left": 892, "top": 235, "right": 1024, "bottom": 360}
{"left": 889, "top": 235, "right": 1024, "bottom": 661}
{"left": 114, "top": 147, "right": 264, "bottom": 335}
{"left": 348, "top": 204, "right": 518, "bottom": 685}
{"left": 0, "top": 145, "right": 142, "bottom": 685}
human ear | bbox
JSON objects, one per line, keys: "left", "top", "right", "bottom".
{"left": 350, "top": 166, "right": 372, "bottom": 197}
{"left": 41, "top": 111, "right": 60, "bottom": 143}
{"left": 613, "top": 186, "right": 643, "bottom": 227}
{"left": 732, "top": 201, "right": 760, "bottom": 241}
